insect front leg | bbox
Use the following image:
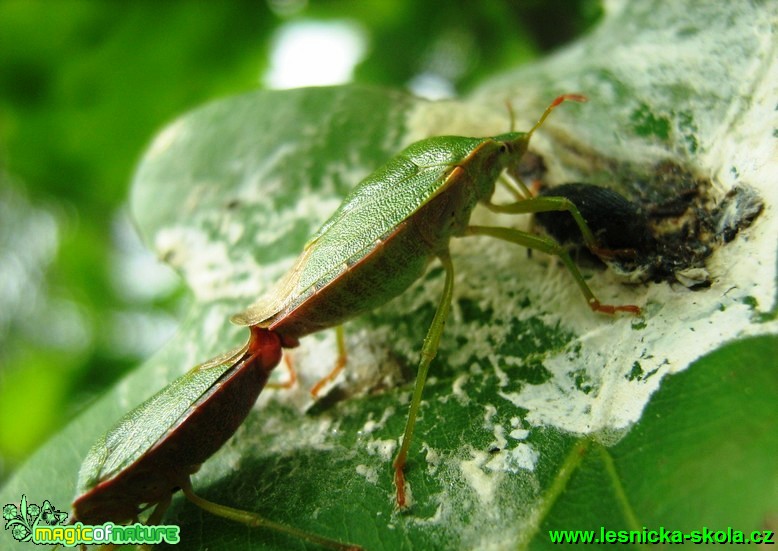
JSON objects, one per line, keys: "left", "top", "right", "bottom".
{"left": 392, "top": 251, "right": 455, "bottom": 508}
{"left": 485, "top": 195, "right": 600, "bottom": 250}
{"left": 465, "top": 225, "right": 640, "bottom": 314}
{"left": 496, "top": 174, "right": 532, "bottom": 202}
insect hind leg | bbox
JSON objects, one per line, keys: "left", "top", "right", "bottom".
{"left": 393, "top": 251, "right": 455, "bottom": 508}
{"left": 465, "top": 225, "right": 640, "bottom": 314}
{"left": 180, "top": 478, "right": 362, "bottom": 550}
{"left": 267, "top": 352, "right": 298, "bottom": 390}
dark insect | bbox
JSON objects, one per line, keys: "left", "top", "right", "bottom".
{"left": 535, "top": 183, "right": 654, "bottom": 258}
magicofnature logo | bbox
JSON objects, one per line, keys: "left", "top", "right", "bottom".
{"left": 3, "top": 494, "right": 68, "bottom": 543}
{"left": 4, "top": 493, "right": 180, "bottom": 547}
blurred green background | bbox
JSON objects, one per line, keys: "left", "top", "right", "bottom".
{"left": 0, "top": 0, "right": 600, "bottom": 483}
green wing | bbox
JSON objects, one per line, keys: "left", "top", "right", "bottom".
{"left": 233, "top": 135, "right": 485, "bottom": 326}
{"left": 76, "top": 345, "right": 247, "bottom": 493}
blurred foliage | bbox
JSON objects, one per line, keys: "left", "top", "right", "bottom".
{"left": 0, "top": 0, "right": 600, "bottom": 481}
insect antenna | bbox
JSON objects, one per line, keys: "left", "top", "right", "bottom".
{"left": 525, "top": 93, "right": 588, "bottom": 140}
{"left": 503, "top": 99, "right": 516, "bottom": 132}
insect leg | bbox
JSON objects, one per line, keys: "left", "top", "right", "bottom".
{"left": 465, "top": 225, "right": 641, "bottom": 314}
{"left": 267, "top": 352, "right": 297, "bottom": 389}
{"left": 393, "top": 251, "right": 455, "bottom": 508}
{"left": 181, "top": 479, "right": 362, "bottom": 551}
{"left": 310, "top": 325, "right": 348, "bottom": 397}
{"left": 485, "top": 195, "right": 598, "bottom": 249}
{"left": 497, "top": 174, "right": 532, "bottom": 201}
{"left": 144, "top": 493, "right": 172, "bottom": 526}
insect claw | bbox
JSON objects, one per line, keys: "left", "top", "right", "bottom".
{"left": 393, "top": 458, "right": 409, "bottom": 509}
{"left": 589, "top": 244, "right": 640, "bottom": 260}
{"left": 589, "top": 299, "right": 642, "bottom": 315}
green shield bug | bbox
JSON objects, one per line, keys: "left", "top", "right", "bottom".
{"left": 231, "top": 94, "right": 641, "bottom": 507}
{"left": 71, "top": 326, "right": 361, "bottom": 550}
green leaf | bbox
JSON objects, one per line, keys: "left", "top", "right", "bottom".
{"left": 2, "top": 2, "right": 776, "bottom": 550}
